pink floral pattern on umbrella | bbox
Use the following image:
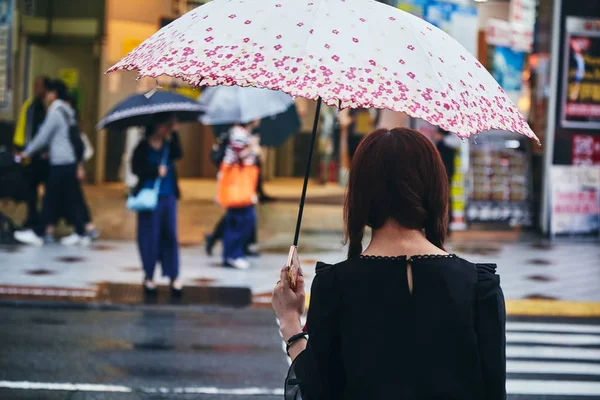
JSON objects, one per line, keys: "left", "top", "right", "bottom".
{"left": 109, "top": 0, "right": 537, "bottom": 141}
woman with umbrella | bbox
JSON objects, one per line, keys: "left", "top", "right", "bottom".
{"left": 131, "top": 113, "right": 183, "bottom": 294}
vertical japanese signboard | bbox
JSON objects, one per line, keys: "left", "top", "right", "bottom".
{"left": 561, "top": 17, "right": 600, "bottom": 129}
{"left": 550, "top": 166, "right": 600, "bottom": 237}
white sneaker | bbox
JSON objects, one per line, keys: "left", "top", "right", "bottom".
{"left": 14, "top": 230, "right": 44, "bottom": 247}
{"left": 226, "top": 258, "right": 250, "bottom": 270}
{"left": 60, "top": 233, "right": 84, "bottom": 246}
{"left": 79, "top": 235, "right": 91, "bottom": 247}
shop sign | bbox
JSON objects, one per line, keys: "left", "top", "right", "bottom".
{"left": 572, "top": 134, "right": 600, "bottom": 165}
{"left": 550, "top": 166, "right": 600, "bottom": 237}
{"left": 561, "top": 16, "right": 600, "bottom": 129}
{"left": 509, "top": 0, "right": 536, "bottom": 31}
{"left": 466, "top": 201, "right": 531, "bottom": 227}
{"left": 492, "top": 46, "right": 526, "bottom": 105}
{"left": 486, "top": 18, "right": 532, "bottom": 53}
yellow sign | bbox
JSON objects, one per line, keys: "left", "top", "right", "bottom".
{"left": 58, "top": 68, "right": 79, "bottom": 89}
{"left": 174, "top": 86, "right": 200, "bottom": 100}
{"left": 122, "top": 38, "right": 143, "bottom": 57}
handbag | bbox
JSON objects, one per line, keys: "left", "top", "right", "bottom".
{"left": 217, "top": 163, "right": 259, "bottom": 208}
{"left": 127, "top": 146, "right": 169, "bottom": 212}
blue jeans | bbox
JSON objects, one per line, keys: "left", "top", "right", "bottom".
{"left": 223, "top": 206, "right": 256, "bottom": 263}
{"left": 137, "top": 196, "right": 179, "bottom": 280}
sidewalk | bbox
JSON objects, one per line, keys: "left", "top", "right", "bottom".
{"left": 1, "top": 234, "right": 599, "bottom": 312}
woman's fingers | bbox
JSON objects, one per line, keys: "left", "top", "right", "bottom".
{"left": 295, "top": 274, "right": 306, "bottom": 294}
{"left": 280, "top": 265, "right": 289, "bottom": 284}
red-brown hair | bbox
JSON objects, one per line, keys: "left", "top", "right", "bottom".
{"left": 344, "top": 128, "right": 449, "bottom": 258}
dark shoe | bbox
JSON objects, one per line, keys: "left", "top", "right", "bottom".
{"left": 143, "top": 279, "right": 157, "bottom": 295}
{"left": 170, "top": 279, "right": 183, "bottom": 297}
{"left": 205, "top": 234, "right": 215, "bottom": 256}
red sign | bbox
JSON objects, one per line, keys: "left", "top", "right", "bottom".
{"left": 572, "top": 134, "right": 600, "bottom": 165}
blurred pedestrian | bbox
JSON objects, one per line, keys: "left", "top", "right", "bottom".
{"left": 14, "top": 80, "right": 90, "bottom": 247}
{"left": 205, "top": 123, "right": 259, "bottom": 257}
{"left": 216, "top": 121, "right": 260, "bottom": 269}
{"left": 432, "top": 127, "right": 460, "bottom": 235}
{"left": 273, "top": 128, "right": 506, "bottom": 399}
{"left": 131, "top": 113, "right": 183, "bottom": 294}
{"left": 13, "top": 76, "right": 51, "bottom": 229}
{"left": 46, "top": 103, "right": 99, "bottom": 243}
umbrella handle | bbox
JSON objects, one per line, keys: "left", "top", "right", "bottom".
{"left": 293, "top": 97, "right": 323, "bottom": 247}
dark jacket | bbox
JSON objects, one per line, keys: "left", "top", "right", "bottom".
{"left": 286, "top": 255, "right": 506, "bottom": 400}
{"left": 131, "top": 132, "right": 183, "bottom": 199}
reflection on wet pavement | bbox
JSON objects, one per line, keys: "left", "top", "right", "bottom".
{"left": 530, "top": 243, "right": 555, "bottom": 250}
{"left": 526, "top": 258, "right": 553, "bottom": 265}
{"left": 526, "top": 275, "right": 556, "bottom": 282}
{"left": 524, "top": 294, "right": 559, "bottom": 300}
{"left": 25, "top": 269, "right": 55, "bottom": 276}
{"left": 55, "top": 256, "right": 85, "bottom": 263}
{"left": 95, "top": 283, "right": 251, "bottom": 307}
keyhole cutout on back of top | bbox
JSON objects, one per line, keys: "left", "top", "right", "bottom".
{"left": 407, "top": 261, "right": 414, "bottom": 295}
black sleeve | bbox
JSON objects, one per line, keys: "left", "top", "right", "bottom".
{"left": 170, "top": 132, "right": 183, "bottom": 161}
{"left": 285, "top": 263, "right": 344, "bottom": 400}
{"left": 131, "top": 141, "right": 159, "bottom": 181}
{"left": 475, "top": 263, "right": 507, "bottom": 400}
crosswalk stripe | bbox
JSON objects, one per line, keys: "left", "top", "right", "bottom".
{"left": 507, "top": 345, "right": 600, "bottom": 360}
{"left": 507, "top": 360, "right": 600, "bottom": 375}
{"left": 507, "top": 322, "right": 600, "bottom": 334}
{"left": 507, "top": 379, "right": 600, "bottom": 396}
{"left": 507, "top": 332, "right": 600, "bottom": 346}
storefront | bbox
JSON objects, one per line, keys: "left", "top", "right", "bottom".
{"left": 541, "top": 0, "right": 600, "bottom": 239}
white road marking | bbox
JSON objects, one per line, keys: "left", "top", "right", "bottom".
{"left": 508, "top": 360, "right": 600, "bottom": 375}
{"left": 0, "top": 381, "right": 285, "bottom": 396}
{"left": 507, "top": 332, "right": 600, "bottom": 346}
{"left": 507, "top": 322, "right": 600, "bottom": 334}
{"left": 507, "top": 380, "right": 600, "bottom": 396}
{"left": 0, "top": 381, "right": 131, "bottom": 393}
{"left": 4, "top": 379, "right": 600, "bottom": 396}
{"left": 507, "top": 346, "right": 600, "bottom": 360}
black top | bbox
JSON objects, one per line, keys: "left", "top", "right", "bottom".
{"left": 131, "top": 132, "right": 183, "bottom": 199}
{"left": 286, "top": 255, "right": 506, "bottom": 400}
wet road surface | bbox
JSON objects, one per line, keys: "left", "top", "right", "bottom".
{"left": 0, "top": 306, "right": 285, "bottom": 400}
{"left": 1, "top": 306, "right": 600, "bottom": 399}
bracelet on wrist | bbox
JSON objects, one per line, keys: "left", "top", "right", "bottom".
{"left": 286, "top": 332, "right": 308, "bottom": 357}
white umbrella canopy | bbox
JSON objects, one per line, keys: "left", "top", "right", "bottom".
{"left": 198, "top": 85, "right": 294, "bottom": 125}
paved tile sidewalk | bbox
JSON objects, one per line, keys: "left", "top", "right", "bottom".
{"left": 0, "top": 234, "right": 598, "bottom": 303}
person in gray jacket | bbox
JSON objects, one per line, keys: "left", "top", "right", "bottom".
{"left": 14, "top": 80, "right": 89, "bottom": 246}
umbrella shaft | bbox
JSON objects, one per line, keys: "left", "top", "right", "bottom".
{"left": 293, "top": 98, "right": 322, "bottom": 247}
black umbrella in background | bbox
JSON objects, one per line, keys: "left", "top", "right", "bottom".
{"left": 210, "top": 103, "right": 300, "bottom": 148}
{"left": 256, "top": 103, "right": 301, "bottom": 147}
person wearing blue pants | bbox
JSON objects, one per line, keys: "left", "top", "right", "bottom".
{"left": 219, "top": 123, "right": 260, "bottom": 270}
{"left": 131, "top": 113, "right": 183, "bottom": 294}
{"left": 223, "top": 206, "right": 257, "bottom": 267}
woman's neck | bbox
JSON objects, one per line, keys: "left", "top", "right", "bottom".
{"left": 362, "top": 220, "right": 447, "bottom": 258}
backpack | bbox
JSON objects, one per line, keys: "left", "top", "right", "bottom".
{"left": 58, "top": 109, "right": 85, "bottom": 162}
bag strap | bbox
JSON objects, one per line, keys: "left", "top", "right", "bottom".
{"left": 153, "top": 143, "right": 171, "bottom": 191}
